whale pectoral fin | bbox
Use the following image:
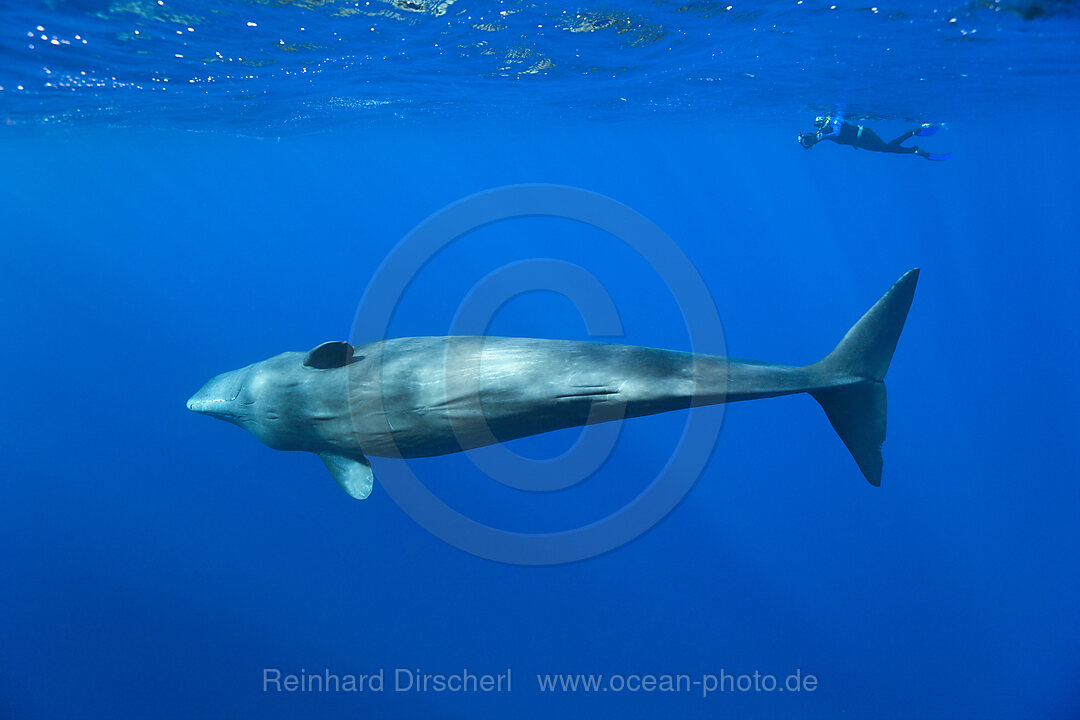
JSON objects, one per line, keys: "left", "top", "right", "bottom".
{"left": 319, "top": 453, "right": 374, "bottom": 500}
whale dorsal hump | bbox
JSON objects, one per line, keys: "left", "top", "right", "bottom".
{"left": 304, "top": 341, "right": 359, "bottom": 369}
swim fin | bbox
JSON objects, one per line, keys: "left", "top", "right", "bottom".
{"left": 926, "top": 152, "right": 952, "bottom": 161}
{"left": 916, "top": 123, "right": 940, "bottom": 137}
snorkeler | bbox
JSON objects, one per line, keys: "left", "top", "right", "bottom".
{"left": 798, "top": 114, "right": 951, "bottom": 161}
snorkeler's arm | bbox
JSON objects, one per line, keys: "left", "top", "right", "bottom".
{"left": 799, "top": 131, "right": 829, "bottom": 148}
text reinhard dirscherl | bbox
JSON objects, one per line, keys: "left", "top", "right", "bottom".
{"left": 263, "top": 668, "right": 512, "bottom": 694}
{"left": 262, "top": 668, "right": 819, "bottom": 698}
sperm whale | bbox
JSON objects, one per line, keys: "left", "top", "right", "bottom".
{"left": 188, "top": 270, "right": 919, "bottom": 500}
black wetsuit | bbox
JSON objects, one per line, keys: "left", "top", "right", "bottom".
{"left": 812, "top": 121, "right": 927, "bottom": 157}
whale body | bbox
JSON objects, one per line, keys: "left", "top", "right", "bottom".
{"left": 188, "top": 270, "right": 919, "bottom": 500}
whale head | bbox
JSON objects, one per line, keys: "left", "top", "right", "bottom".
{"left": 187, "top": 342, "right": 361, "bottom": 452}
{"left": 188, "top": 341, "right": 375, "bottom": 500}
{"left": 188, "top": 354, "right": 301, "bottom": 449}
{"left": 187, "top": 364, "right": 257, "bottom": 425}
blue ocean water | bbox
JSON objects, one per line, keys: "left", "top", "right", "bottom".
{"left": 2, "top": 1, "right": 1080, "bottom": 718}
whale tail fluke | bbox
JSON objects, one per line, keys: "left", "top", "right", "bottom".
{"left": 809, "top": 269, "right": 920, "bottom": 486}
